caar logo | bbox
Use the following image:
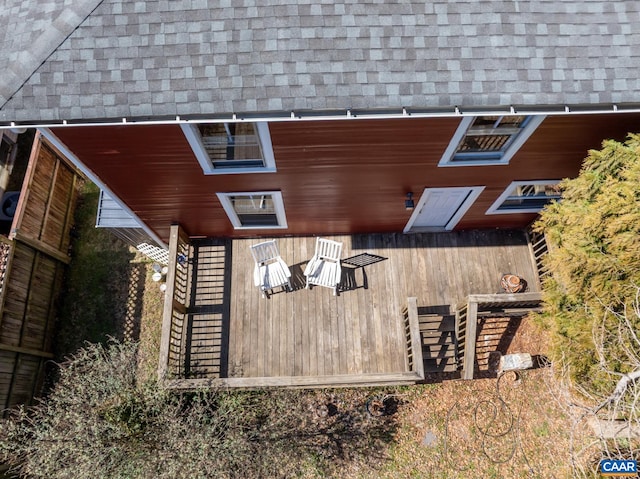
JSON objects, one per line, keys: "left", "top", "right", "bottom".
{"left": 599, "top": 459, "right": 638, "bottom": 477}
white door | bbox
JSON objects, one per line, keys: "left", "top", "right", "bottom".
{"left": 404, "top": 187, "right": 484, "bottom": 232}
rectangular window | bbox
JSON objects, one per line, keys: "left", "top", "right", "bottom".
{"left": 439, "top": 115, "right": 544, "bottom": 166}
{"left": 217, "top": 191, "right": 287, "bottom": 229}
{"left": 181, "top": 122, "right": 276, "bottom": 174}
{"left": 486, "top": 180, "right": 561, "bottom": 214}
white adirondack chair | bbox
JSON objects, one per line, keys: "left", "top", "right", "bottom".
{"left": 304, "top": 237, "right": 343, "bottom": 295}
{"left": 250, "top": 240, "right": 291, "bottom": 298}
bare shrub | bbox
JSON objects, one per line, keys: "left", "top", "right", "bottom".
{"left": 0, "top": 341, "right": 398, "bottom": 478}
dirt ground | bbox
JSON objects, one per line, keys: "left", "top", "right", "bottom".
{"left": 354, "top": 318, "right": 597, "bottom": 479}
{"left": 132, "top": 262, "right": 593, "bottom": 478}
{"left": 131, "top": 261, "right": 164, "bottom": 380}
{"left": 57, "top": 184, "right": 595, "bottom": 478}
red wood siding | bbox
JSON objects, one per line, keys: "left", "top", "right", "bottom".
{"left": 455, "top": 114, "right": 640, "bottom": 228}
{"left": 51, "top": 113, "right": 640, "bottom": 241}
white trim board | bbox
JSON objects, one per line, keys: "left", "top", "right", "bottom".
{"left": 404, "top": 186, "right": 485, "bottom": 232}
{"left": 181, "top": 122, "right": 276, "bottom": 175}
{"left": 216, "top": 191, "right": 288, "bottom": 230}
{"left": 438, "top": 115, "right": 545, "bottom": 167}
{"left": 486, "top": 180, "right": 561, "bottom": 214}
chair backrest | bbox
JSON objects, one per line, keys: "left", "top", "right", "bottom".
{"left": 250, "top": 240, "right": 280, "bottom": 265}
{"left": 315, "top": 237, "right": 342, "bottom": 262}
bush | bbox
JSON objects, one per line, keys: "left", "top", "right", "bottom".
{"left": 534, "top": 134, "right": 640, "bottom": 396}
{"left": 0, "top": 341, "right": 398, "bottom": 478}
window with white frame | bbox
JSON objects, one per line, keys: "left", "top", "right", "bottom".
{"left": 181, "top": 122, "right": 276, "bottom": 174}
{"left": 217, "top": 191, "right": 287, "bottom": 229}
{"left": 486, "top": 180, "right": 561, "bottom": 214}
{"left": 439, "top": 115, "right": 544, "bottom": 166}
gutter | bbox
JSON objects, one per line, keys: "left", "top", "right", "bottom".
{"left": 3, "top": 103, "right": 640, "bottom": 129}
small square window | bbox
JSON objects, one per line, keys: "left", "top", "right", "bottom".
{"left": 439, "top": 115, "right": 544, "bottom": 166}
{"left": 486, "top": 180, "right": 561, "bottom": 214}
{"left": 182, "top": 122, "right": 276, "bottom": 174}
{"left": 217, "top": 191, "right": 287, "bottom": 229}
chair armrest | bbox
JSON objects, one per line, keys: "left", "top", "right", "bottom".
{"left": 334, "top": 262, "right": 342, "bottom": 285}
{"left": 303, "top": 256, "right": 322, "bottom": 276}
{"left": 253, "top": 264, "right": 264, "bottom": 287}
{"left": 277, "top": 258, "right": 292, "bottom": 277}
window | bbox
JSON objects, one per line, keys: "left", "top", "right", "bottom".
{"left": 181, "top": 122, "right": 276, "bottom": 174}
{"left": 438, "top": 115, "right": 544, "bottom": 166}
{"left": 217, "top": 191, "right": 287, "bottom": 229}
{"left": 486, "top": 180, "right": 561, "bottom": 214}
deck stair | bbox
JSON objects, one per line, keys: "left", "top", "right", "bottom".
{"left": 455, "top": 292, "right": 544, "bottom": 379}
{"left": 418, "top": 312, "right": 459, "bottom": 373}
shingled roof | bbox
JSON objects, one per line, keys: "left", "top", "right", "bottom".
{"left": 1, "top": 0, "right": 639, "bottom": 124}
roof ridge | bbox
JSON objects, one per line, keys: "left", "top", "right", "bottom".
{"left": 0, "top": 0, "right": 105, "bottom": 110}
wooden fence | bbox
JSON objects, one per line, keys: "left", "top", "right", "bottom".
{"left": 0, "top": 133, "right": 82, "bottom": 414}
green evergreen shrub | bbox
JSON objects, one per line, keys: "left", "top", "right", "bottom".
{"left": 534, "top": 134, "right": 640, "bottom": 396}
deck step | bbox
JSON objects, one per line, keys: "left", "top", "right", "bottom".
{"left": 418, "top": 314, "right": 456, "bottom": 332}
{"left": 421, "top": 333, "right": 456, "bottom": 345}
{"left": 422, "top": 341, "right": 455, "bottom": 354}
{"left": 423, "top": 357, "right": 458, "bottom": 373}
{"left": 422, "top": 347, "right": 456, "bottom": 364}
{"left": 419, "top": 313, "right": 459, "bottom": 373}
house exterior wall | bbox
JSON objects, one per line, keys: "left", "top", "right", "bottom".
{"left": 50, "top": 113, "right": 640, "bottom": 242}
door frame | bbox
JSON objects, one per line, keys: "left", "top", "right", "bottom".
{"left": 403, "top": 186, "right": 485, "bottom": 233}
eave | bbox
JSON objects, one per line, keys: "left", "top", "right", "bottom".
{"left": 3, "top": 102, "right": 640, "bottom": 130}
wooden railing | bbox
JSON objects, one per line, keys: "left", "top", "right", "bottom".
{"left": 456, "top": 300, "right": 478, "bottom": 380}
{"left": 527, "top": 226, "right": 550, "bottom": 282}
{"left": 454, "top": 301, "right": 468, "bottom": 375}
{"left": 455, "top": 292, "right": 543, "bottom": 380}
{"left": 158, "top": 224, "right": 191, "bottom": 381}
{"left": 401, "top": 297, "right": 425, "bottom": 381}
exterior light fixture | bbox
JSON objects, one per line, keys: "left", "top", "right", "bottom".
{"left": 405, "top": 192, "right": 414, "bottom": 211}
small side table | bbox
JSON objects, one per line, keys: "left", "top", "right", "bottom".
{"left": 341, "top": 253, "right": 387, "bottom": 290}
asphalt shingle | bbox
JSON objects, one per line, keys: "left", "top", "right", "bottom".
{"left": 0, "top": 0, "right": 103, "bottom": 109}
{"left": 1, "top": 0, "right": 640, "bottom": 123}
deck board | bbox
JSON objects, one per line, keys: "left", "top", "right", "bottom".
{"left": 183, "top": 230, "right": 539, "bottom": 384}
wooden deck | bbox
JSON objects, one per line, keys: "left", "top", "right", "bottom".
{"left": 160, "top": 229, "right": 540, "bottom": 388}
